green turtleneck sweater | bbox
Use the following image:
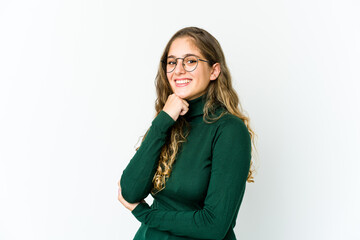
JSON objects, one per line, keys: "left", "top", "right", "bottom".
{"left": 120, "top": 94, "right": 251, "bottom": 240}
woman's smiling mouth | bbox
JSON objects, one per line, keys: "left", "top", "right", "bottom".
{"left": 175, "top": 78, "right": 192, "bottom": 87}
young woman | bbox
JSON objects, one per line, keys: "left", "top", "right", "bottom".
{"left": 117, "top": 26, "right": 256, "bottom": 240}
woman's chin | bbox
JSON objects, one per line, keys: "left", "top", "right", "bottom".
{"left": 173, "top": 91, "right": 189, "bottom": 100}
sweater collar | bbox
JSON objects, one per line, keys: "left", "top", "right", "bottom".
{"left": 185, "top": 93, "right": 207, "bottom": 120}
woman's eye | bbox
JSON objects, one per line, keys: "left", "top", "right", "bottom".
{"left": 168, "top": 61, "right": 176, "bottom": 65}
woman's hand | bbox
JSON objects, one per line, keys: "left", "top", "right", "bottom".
{"left": 163, "top": 94, "right": 189, "bottom": 121}
{"left": 117, "top": 180, "right": 144, "bottom": 212}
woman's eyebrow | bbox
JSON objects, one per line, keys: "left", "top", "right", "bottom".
{"left": 167, "top": 53, "right": 200, "bottom": 58}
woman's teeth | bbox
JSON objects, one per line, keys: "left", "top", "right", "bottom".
{"left": 176, "top": 79, "right": 191, "bottom": 84}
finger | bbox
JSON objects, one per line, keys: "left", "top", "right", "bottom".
{"left": 184, "top": 105, "right": 189, "bottom": 112}
{"left": 118, "top": 188, "right": 122, "bottom": 201}
{"left": 179, "top": 107, "right": 189, "bottom": 116}
{"left": 118, "top": 188, "right": 124, "bottom": 202}
{"left": 182, "top": 99, "right": 189, "bottom": 107}
{"left": 117, "top": 180, "right": 120, "bottom": 187}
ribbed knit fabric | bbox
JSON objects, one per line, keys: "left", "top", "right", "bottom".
{"left": 120, "top": 93, "right": 251, "bottom": 240}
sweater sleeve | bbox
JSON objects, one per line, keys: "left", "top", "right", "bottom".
{"left": 120, "top": 110, "right": 175, "bottom": 203}
{"left": 131, "top": 117, "right": 252, "bottom": 239}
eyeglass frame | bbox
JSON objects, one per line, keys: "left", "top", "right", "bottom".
{"left": 162, "top": 55, "right": 211, "bottom": 73}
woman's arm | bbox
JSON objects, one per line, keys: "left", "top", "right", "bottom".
{"left": 120, "top": 110, "right": 175, "bottom": 203}
{"left": 130, "top": 117, "right": 252, "bottom": 239}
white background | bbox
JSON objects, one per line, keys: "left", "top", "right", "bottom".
{"left": 1, "top": 0, "right": 359, "bottom": 239}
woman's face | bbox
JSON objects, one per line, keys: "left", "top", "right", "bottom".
{"left": 166, "top": 37, "right": 217, "bottom": 101}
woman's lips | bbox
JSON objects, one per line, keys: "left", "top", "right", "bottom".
{"left": 175, "top": 78, "right": 192, "bottom": 87}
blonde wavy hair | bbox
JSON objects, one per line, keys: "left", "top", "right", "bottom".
{"left": 136, "top": 27, "right": 257, "bottom": 195}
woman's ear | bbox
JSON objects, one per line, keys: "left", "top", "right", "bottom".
{"left": 210, "top": 63, "right": 221, "bottom": 81}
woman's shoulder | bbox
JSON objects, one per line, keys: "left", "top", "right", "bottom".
{"left": 214, "top": 111, "right": 250, "bottom": 139}
{"left": 215, "top": 109, "right": 247, "bottom": 128}
{"left": 210, "top": 111, "right": 251, "bottom": 152}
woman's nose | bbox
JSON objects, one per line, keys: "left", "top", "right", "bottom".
{"left": 174, "top": 60, "right": 186, "bottom": 74}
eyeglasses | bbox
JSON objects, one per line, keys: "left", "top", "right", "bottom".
{"left": 163, "top": 55, "right": 210, "bottom": 73}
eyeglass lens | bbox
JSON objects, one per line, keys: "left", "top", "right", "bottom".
{"left": 166, "top": 56, "right": 199, "bottom": 73}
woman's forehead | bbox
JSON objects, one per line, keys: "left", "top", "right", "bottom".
{"left": 167, "top": 53, "right": 201, "bottom": 59}
{"left": 168, "top": 37, "right": 202, "bottom": 57}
